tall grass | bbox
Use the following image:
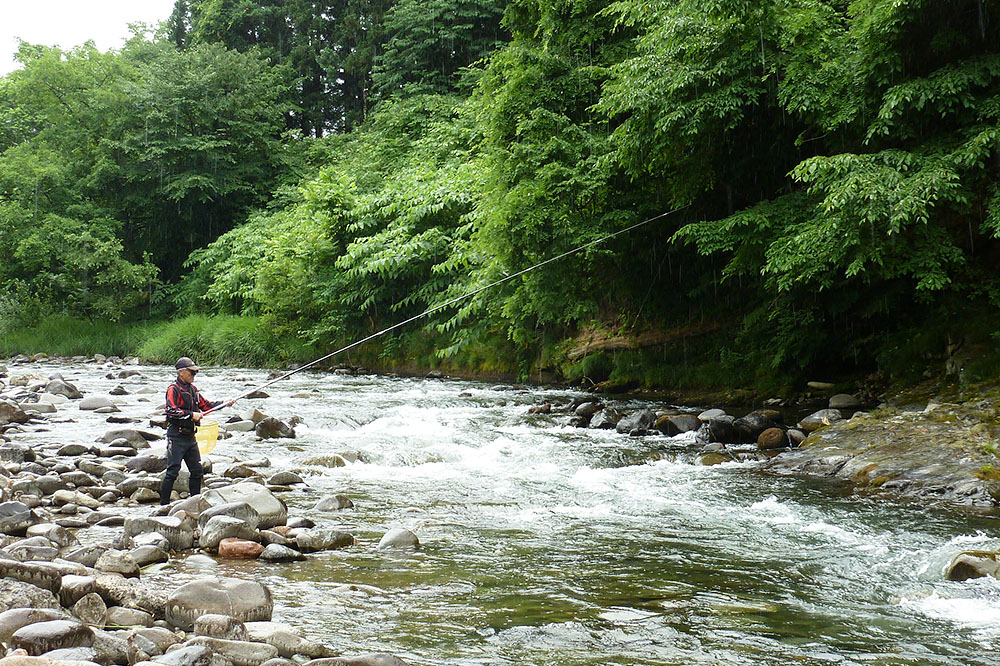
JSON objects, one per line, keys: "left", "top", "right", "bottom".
{"left": 0, "top": 315, "right": 151, "bottom": 358}
{"left": 0, "top": 314, "right": 312, "bottom": 368}
{"left": 138, "top": 315, "right": 313, "bottom": 367}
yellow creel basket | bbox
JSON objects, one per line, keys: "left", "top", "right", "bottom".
{"left": 195, "top": 420, "right": 219, "bottom": 455}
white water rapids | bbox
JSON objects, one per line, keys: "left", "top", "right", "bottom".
{"left": 8, "top": 361, "right": 1000, "bottom": 665}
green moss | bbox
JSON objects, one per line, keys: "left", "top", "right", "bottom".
{"left": 975, "top": 465, "right": 1000, "bottom": 481}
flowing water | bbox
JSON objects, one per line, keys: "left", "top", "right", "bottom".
{"left": 12, "top": 362, "right": 1000, "bottom": 665}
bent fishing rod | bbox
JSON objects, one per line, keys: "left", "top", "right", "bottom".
{"left": 205, "top": 204, "right": 690, "bottom": 414}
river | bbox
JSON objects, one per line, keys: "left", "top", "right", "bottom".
{"left": 10, "top": 361, "right": 1000, "bottom": 665}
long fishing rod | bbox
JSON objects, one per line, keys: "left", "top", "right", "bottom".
{"left": 207, "top": 204, "right": 690, "bottom": 413}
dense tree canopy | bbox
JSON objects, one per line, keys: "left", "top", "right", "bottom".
{"left": 2, "top": 0, "right": 999, "bottom": 387}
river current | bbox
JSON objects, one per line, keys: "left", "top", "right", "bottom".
{"left": 11, "top": 361, "right": 1000, "bottom": 665}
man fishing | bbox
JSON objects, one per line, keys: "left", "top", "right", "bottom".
{"left": 161, "top": 357, "right": 235, "bottom": 505}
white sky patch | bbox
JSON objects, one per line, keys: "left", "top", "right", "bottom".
{"left": 1, "top": 0, "right": 177, "bottom": 75}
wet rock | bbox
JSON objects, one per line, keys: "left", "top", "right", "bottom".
{"left": 267, "top": 471, "right": 303, "bottom": 486}
{"left": 223, "top": 464, "right": 262, "bottom": 480}
{"left": 149, "top": 644, "right": 213, "bottom": 666}
{"left": 733, "top": 410, "right": 778, "bottom": 443}
{"left": 245, "top": 621, "right": 334, "bottom": 659}
{"left": 259, "top": 544, "right": 306, "bottom": 562}
{"left": 829, "top": 393, "right": 862, "bottom": 410}
{"left": 574, "top": 401, "right": 604, "bottom": 418}
{"left": 53, "top": 490, "right": 101, "bottom": 510}
{"left": 130, "top": 545, "right": 170, "bottom": 567}
{"left": 303, "top": 654, "right": 411, "bottom": 666}
{"left": 946, "top": 551, "right": 1000, "bottom": 581}
{"left": 526, "top": 403, "right": 551, "bottom": 414}
{"left": 224, "top": 420, "right": 256, "bottom": 432}
{"left": 63, "top": 545, "right": 110, "bottom": 568}
{"left": 164, "top": 577, "right": 273, "bottom": 631}
{"left": 198, "top": 502, "right": 262, "bottom": 531}
{"left": 656, "top": 414, "right": 701, "bottom": 436}
{"left": 757, "top": 427, "right": 790, "bottom": 450}
{"left": 45, "top": 379, "right": 82, "bottom": 400}
{"left": 0, "top": 400, "right": 30, "bottom": 426}
{"left": 377, "top": 528, "right": 419, "bottom": 551}
{"left": 126, "top": 455, "right": 168, "bottom": 474}
{"left": 109, "top": 386, "right": 129, "bottom": 396}
{"left": 797, "top": 409, "right": 843, "bottom": 433}
{"left": 255, "top": 418, "right": 295, "bottom": 440}
{"left": 79, "top": 397, "right": 116, "bottom": 411}
{"left": 615, "top": 409, "right": 656, "bottom": 434}
{"left": 218, "top": 538, "right": 265, "bottom": 559}
{"left": 96, "top": 428, "right": 160, "bottom": 447}
{"left": 295, "top": 529, "right": 353, "bottom": 553}
{"left": 588, "top": 408, "right": 621, "bottom": 430}
{"left": 313, "top": 495, "right": 353, "bottom": 511}
{"left": 11, "top": 619, "right": 94, "bottom": 655}
{"left": 94, "top": 574, "right": 169, "bottom": 618}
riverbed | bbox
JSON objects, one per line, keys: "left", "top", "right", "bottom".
{"left": 8, "top": 361, "right": 1000, "bottom": 665}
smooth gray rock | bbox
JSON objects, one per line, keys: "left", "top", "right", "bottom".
{"left": 194, "top": 613, "right": 249, "bottom": 641}
{"left": 11, "top": 619, "right": 94, "bottom": 655}
{"left": 313, "top": 495, "right": 353, "bottom": 512}
{"left": 72, "top": 592, "right": 109, "bottom": 626}
{"left": 164, "top": 578, "right": 273, "bottom": 631}
{"left": 797, "top": 409, "right": 843, "bottom": 433}
{"left": 245, "top": 621, "right": 334, "bottom": 659}
{"left": 197, "top": 501, "right": 262, "bottom": 531}
{"left": 202, "top": 483, "right": 287, "bottom": 530}
{"left": 80, "top": 396, "right": 116, "bottom": 411}
{"left": 0, "top": 607, "right": 68, "bottom": 643}
{"left": 255, "top": 417, "right": 295, "bottom": 439}
{"left": 151, "top": 644, "right": 213, "bottom": 666}
{"left": 303, "top": 654, "right": 411, "bottom": 666}
{"left": 95, "top": 549, "right": 140, "bottom": 578}
{"left": 200, "top": 515, "right": 260, "bottom": 552}
{"left": 829, "top": 393, "right": 862, "bottom": 409}
{"left": 295, "top": 529, "right": 353, "bottom": 553}
{"left": 0, "top": 501, "right": 34, "bottom": 535}
{"left": 615, "top": 409, "right": 656, "bottom": 434}
{"left": 124, "top": 516, "right": 196, "bottom": 551}
{"left": 376, "top": 528, "right": 419, "bottom": 551}
{"left": 107, "top": 606, "right": 154, "bottom": 627}
{"left": 259, "top": 544, "right": 306, "bottom": 562}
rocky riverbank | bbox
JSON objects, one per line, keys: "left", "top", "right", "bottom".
{"left": 0, "top": 355, "right": 415, "bottom": 666}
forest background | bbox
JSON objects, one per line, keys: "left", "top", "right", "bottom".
{"left": 0, "top": 0, "right": 998, "bottom": 396}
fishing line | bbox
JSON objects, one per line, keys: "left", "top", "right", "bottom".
{"left": 215, "top": 204, "right": 691, "bottom": 408}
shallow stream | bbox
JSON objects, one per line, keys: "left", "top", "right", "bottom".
{"left": 12, "top": 362, "right": 1000, "bottom": 665}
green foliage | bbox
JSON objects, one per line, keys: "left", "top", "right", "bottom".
{"left": 374, "top": 0, "right": 506, "bottom": 97}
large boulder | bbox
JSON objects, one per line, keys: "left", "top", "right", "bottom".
{"left": 946, "top": 551, "right": 1000, "bottom": 581}
{"left": 123, "top": 515, "right": 197, "bottom": 551}
{"left": 0, "top": 578, "right": 60, "bottom": 613}
{"left": 79, "top": 396, "right": 116, "bottom": 411}
{"left": 0, "top": 400, "right": 29, "bottom": 426}
{"left": 202, "top": 483, "right": 287, "bottom": 530}
{"left": 757, "top": 427, "right": 790, "bottom": 450}
{"left": 164, "top": 578, "right": 273, "bottom": 631}
{"left": 200, "top": 516, "right": 260, "bottom": 552}
{"left": 255, "top": 418, "right": 295, "bottom": 440}
{"left": 615, "top": 409, "right": 657, "bottom": 434}
{"left": 11, "top": 619, "right": 94, "bottom": 655}
{"left": 0, "top": 501, "right": 35, "bottom": 535}
{"left": 376, "top": 528, "right": 418, "bottom": 551}
{"left": 295, "top": 529, "right": 353, "bottom": 553}
{"left": 733, "top": 410, "right": 779, "bottom": 443}
{"left": 0, "top": 608, "right": 67, "bottom": 643}
{"left": 829, "top": 393, "right": 862, "bottom": 409}
{"left": 656, "top": 414, "right": 702, "bottom": 436}
{"left": 45, "top": 379, "right": 83, "bottom": 400}
{"left": 96, "top": 429, "right": 159, "bottom": 447}
{"left": 797, "top": 409, "right": 843, "bottom": 433}
{"left": 588, "top": 408, "right": 622, "bottom": 430}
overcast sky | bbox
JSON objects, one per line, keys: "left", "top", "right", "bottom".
{"left": 1, "top": 0, "right": 177, "bottom": 75}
